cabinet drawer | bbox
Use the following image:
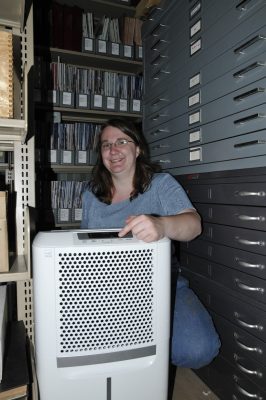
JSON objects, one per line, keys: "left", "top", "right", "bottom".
{"left": 213, "top": 312, "right": 266, "bottom": 368}
{"left": 186, "top": 181, "right": 266, "bottom": 206}
{"left": 145, "top": 19, "right": 266, "bottom": 103}
{"left": 146, "top": 102, "right": 266, "bottom": 145}
{"left": 145, "top": 76, "right": 266, "bottom": 137}
{"left": 181, "top": 241, "right": 266, "bottom": 280}
{"left": 197, "top": 203, "right": 266, "bottom": 231}
{"left": 147, "top": 2, "right": 266, "bottom": 81}
{"left": 212, "top": 262, "right": 266, "bottom": 305}
{"left": 184, "top": 270, "right": 266, "bottom": 342}
{"left": 181, "top": 251, "right": 266, "bottom": 301}
{"left": 201, "top": 222, "right": 266, "bottom": 255}
{"left": 144, "top": 52, "right": 266, "bottom": 121}
{"left": 152, "top": 130, "right": 266, "bottom": 172}
{"left": 213, "top": 317, "right": 266, "bottom": 391}
{"left": 210, "top": 355, "right": 266, "bottom": 400}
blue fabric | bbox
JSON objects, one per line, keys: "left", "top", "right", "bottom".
{"left": 171, "top": 276, "right": 221, "bottom": 369}
{"left": 81, "top": 173, "right": 194, "bottom": 229}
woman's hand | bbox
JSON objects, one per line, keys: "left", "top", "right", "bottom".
{"left": 118, "top": 210, "right": 202, "bottom": 243}
{"left": 118, "top": 215, "right": 165, "bottom": 243}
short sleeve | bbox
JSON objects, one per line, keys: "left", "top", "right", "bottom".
{"left": 155, "top": 174, "right": 194, "bottom": 215}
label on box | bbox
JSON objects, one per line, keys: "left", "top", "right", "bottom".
{"left": 50, "top": 149, "right": 57, "bottom": 163}
{"left": 48, "top": 89, "right": 57, "bottom": 104}
{"left": 59, "top": 209, "right": 70, "bottom": 222}
{"left": 62, "top": 150, "right": 72, "bottom": 163}
{"left": 107, "top": 97, "right": 115, "bottom": 110}
{"left": 84, "top": 37, "right": 93, "bottom": 51}
{"left": 94, "top": 94, "right": 103, "bottom": 107}
{"left": 98, "top": 40, "right": 107, "bottom": 53}
{"left": 78, "top": 94, "right": 88, "bottom": 107}
{"left": 119, "top": 99, "right": 128, "bottom": 111}
{"left": 62, "top": 92, "right": 72, "bottom": 106}
{"left": 77, "top": 151, "right": 87, "bottom": 164}
{"left": 137, "top": 46, "right": 143, "bottom": 59}
{"left": 132, "top": 99, "right": 141, "bottom": 112}
{"left": 124, "top": 45, "right": 132, "bottom": 58}
{"left": 111, "top": 43, "right": 120, "bottom": 55}
{"left": 74, "top": 208, "right": 82, "bottom": 222}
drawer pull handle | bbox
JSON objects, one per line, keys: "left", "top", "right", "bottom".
{"left": 234, "top": 334, "right": 263, "bottom": 354}
{"left": 233, "top": 87, "right": 265, "bottom": 101}
{"left": 151, "top": 39, "right": 169, "bottom": 51}
{"left": 149, "top": 128, "right": 169, "bottom": 136}
{"left": 151, "top": 98, "right": 168, "bottom": 106}
{"left": 234, "top": 190, "right": 266, "bottom": 197}
{"left": 234, "top": 113, "right": 266, "bottom": 125}
{"left": 235, "top": 278, "right": 264, "bottom": 294}
{"left": 233, "top": 61, "right": 266, "bottom": 78}
{"left": 234, "top": 312, "right": 263, "bottom": 331}
{"left": 235, "top": 258, "right": 265, "bottom": 270}
{"left": 235, "top": 214, "right": 265, "bottom": 222}
{"left": 235, "top": 237, "right": 265, "bottom": 247}
{"left": 148, "top": 7, "right": 163, "bottom": 20}
{"left": 151, "top": 54, "right": 168, "bottom": 66}
{"left": 151, "top": 113, "right": 167, "bottom": 121}
{"left": 234, "top": 382, "right": 263, "bottom": 399}
{"left": 234, "top": 35, "right": 266, "bottom": 55}
{"left": 152, "top": 69, "right": 171, "bottom": 80}
{"left": 156, "top": 159, "right": 171, "bottom": 164}
{"left": 151, "top": 23, "right": 167, "bottom": 36}
{"left": 236, "top": 0, "right": 253, "bottom": 11}
{"left": 151, "top": 144, "right": 169, "bottom": 150}
{"left": 235, "top": 360, "right": 263, "bottom": 377}
{"left": 234, "top": 139, "right": 266, "bottom": 148}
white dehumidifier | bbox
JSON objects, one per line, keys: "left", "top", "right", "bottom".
{"left": 32, "top": 230, "right": 171, "bottom": 400}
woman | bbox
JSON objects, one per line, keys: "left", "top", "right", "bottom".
{"left": 81, "top": 118, "right": 220, "bottom": 395}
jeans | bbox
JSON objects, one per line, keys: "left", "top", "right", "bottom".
{"left": 171, "top": 275, "right": 221, "bottom": 369}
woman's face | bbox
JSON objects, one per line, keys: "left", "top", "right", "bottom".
{"left": 100, "top": 126, "right": 140, "bottom": 178}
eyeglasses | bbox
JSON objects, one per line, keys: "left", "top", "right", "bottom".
{"left": 101, "top": 138, "right": 135, "bottom": 151}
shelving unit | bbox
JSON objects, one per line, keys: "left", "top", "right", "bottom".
{"left": 34, "top": 0, "right": 143, "bottom": 230}
{"left": 0, "top": 0, "right": 35, "bottom": 285}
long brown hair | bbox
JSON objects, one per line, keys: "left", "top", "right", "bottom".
{"left": 89, "top": 118, "right": 161, "bottom": 204}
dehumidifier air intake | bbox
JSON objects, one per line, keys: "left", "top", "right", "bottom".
{"left": 32, "top": 230, "right": 171, "bottom": 400}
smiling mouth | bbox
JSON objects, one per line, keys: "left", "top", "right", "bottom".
{"left": 110, "top": 158, "right": 123, "bottom": 163}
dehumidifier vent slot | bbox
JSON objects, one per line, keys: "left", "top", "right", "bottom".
{"left": 55, "top": 248, "right": 156, "bottom": 361}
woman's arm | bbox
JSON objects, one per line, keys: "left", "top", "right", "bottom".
{"left": 118, "top": 209, "right": 202, "bottom": 243}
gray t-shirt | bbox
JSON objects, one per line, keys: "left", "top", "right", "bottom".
{"left": 81, "top": 173, "right": 194, "bottom": 229}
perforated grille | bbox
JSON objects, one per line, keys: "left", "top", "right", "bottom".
{"left": 55, "top": 247, "right": 156, "bottom": 356}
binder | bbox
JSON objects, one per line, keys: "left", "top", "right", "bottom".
{"left": 72, "top": 6, "right": 83, "bottom": 52}
{"left": 51, "top": 2, "right": 64, "bottom": 49}
{"left": 63, "top": 5, "right": 73, "bottom": 51}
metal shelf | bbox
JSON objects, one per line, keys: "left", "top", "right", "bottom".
{"left": 36, "top": 46, "right": 142, "bottom": 75}
{"left": 0, "top": 255, "right": 28, "bottom": 283}
{"left": 0, "top": 119, "right": 26, "bottom": 144}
